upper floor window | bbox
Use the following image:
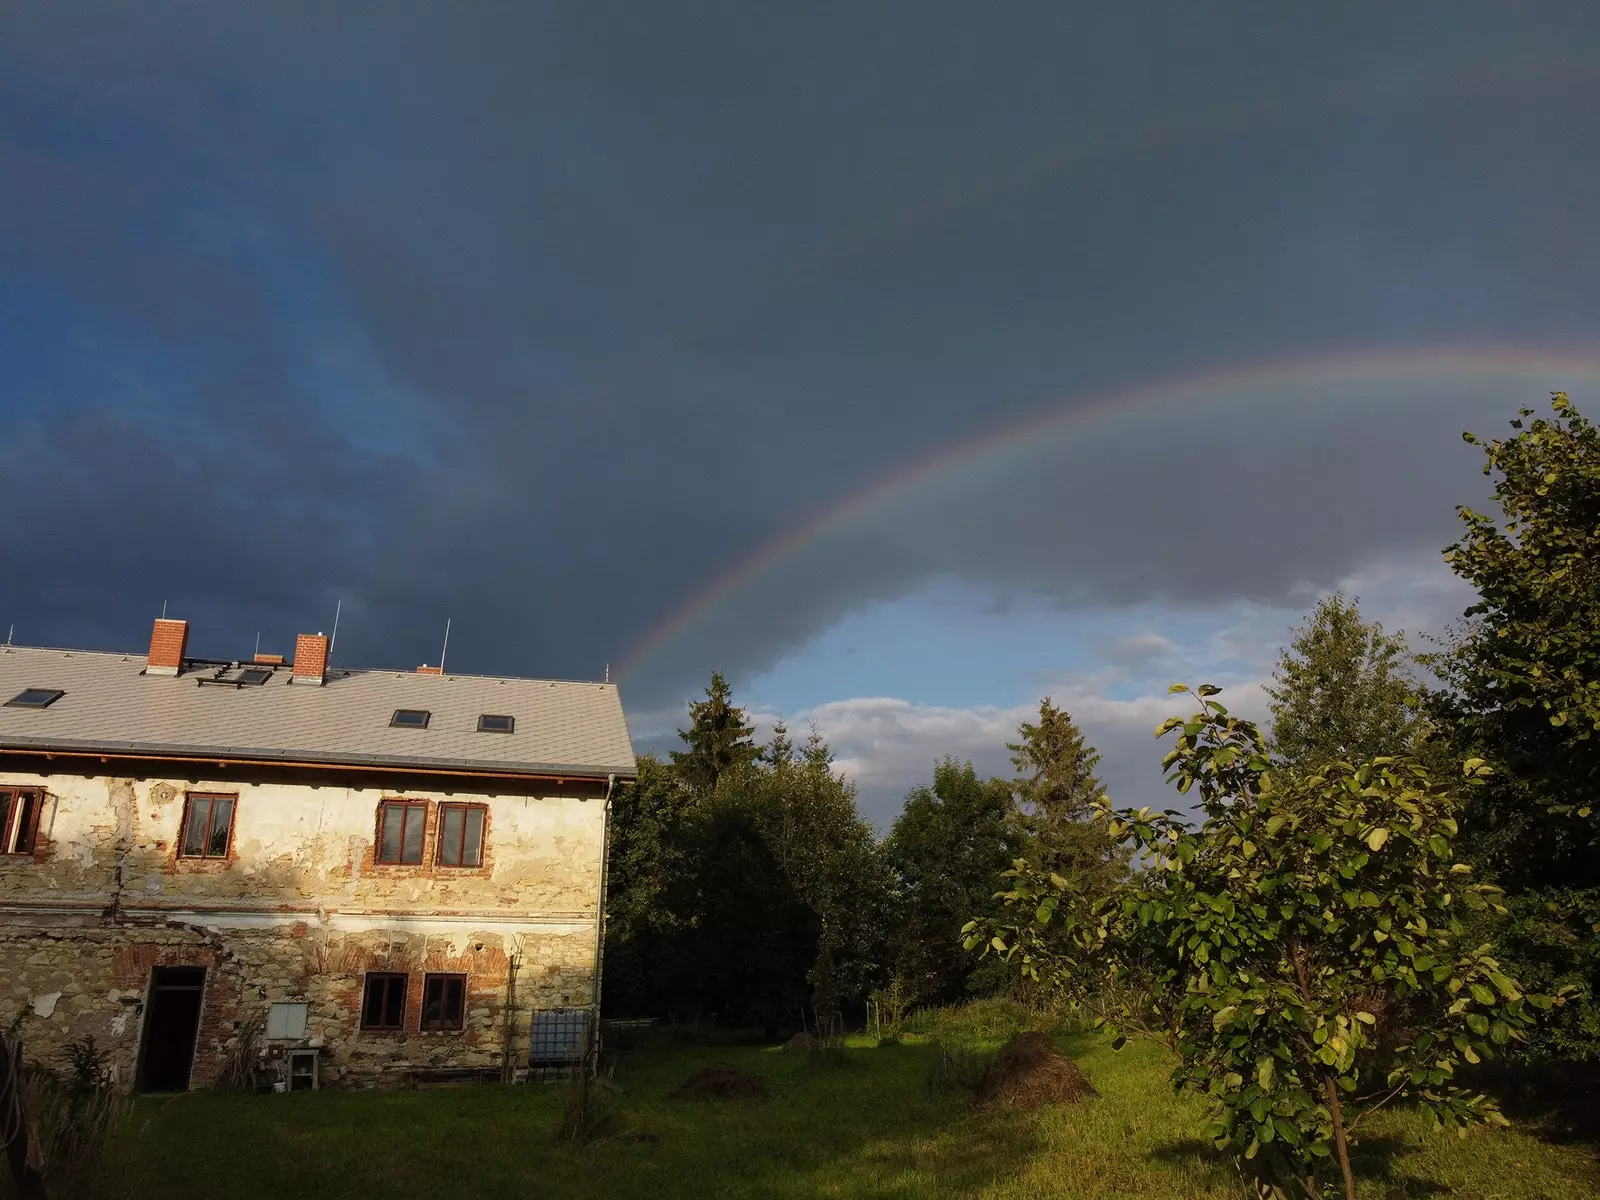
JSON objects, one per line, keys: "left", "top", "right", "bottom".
{"left": 180, "top": 794, "right": 236, "bottom": 859}
{"left": 0, "top": 789, "right": 43, "bottom": 855}
{"left": 436, "top": 804, "right": 486, "bottom": 868}
{"left": 377, "top": 800, "right": 427, "bottom": 865}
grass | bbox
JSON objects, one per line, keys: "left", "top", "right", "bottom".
{"left": 103, "top": 1015, "right": 1599, "bottom": 1200}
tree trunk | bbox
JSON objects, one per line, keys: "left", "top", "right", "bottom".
{"left": 1324, "top": 1076, "right": 1357, "bottom": 1200}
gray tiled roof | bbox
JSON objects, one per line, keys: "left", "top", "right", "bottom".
{"left": 0, "top": 647, "right": 636, "bottom": 779}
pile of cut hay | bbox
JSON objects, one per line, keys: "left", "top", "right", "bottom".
{"left": 975, "top": 1032, "right": 1097, "bottom": 1111}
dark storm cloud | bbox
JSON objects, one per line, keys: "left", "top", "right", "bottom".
{"left": 3, "top": 3, "right": 1599, "bottom": 705}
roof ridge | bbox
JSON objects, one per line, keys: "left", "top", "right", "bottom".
{"left": 0, "top": 645, "right": 614, "bottom": 688}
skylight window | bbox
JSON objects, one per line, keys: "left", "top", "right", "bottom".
{"left": 477, "top": 714, "right": 514, "bottom": 734}
{"left": 237, "top": 667, "right": 272, "bottom": 685}
{"left": 5, "top": 688, "right": 63, "bottom": 709}
{"left": 391, "top": 709, "right": 431, "bottom": 729}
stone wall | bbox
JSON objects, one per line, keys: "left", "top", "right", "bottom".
{"left": 0, "top": 913, "right": 597, "bottom": 1089}
{"left": 0, "top": 768, "right": 608, "bottom": 1090}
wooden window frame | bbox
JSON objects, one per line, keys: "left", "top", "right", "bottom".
{"left": 360, "top": 972, "right": 409, "bottom": 1031}
{"left": 420, "top": 973, "right": 467, "bottom": 1032}
{"left": 0, "top": 788, "right": 44, "bottom": 857}
{"left": 374, "top": 799, "right": 429, "bottom": 866}
{"left": 434, "top": 803, "right": 488, "bottom": 869}
{"left": 178, "top": 793, "right": 238, "bottom": 861}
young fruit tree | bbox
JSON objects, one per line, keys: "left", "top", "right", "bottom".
{"left": 970, "top": 685, "right": 1557, "bottom": 1200}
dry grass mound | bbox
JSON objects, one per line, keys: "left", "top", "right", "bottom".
{"left": 781, "top": 1032, "right": 816, "bottom": 1055}
{"left": 670, "top": 1062, "right": 770, "bottom": 1101}
{"left": 975, "top": 1032, "right": 1098, "bottom": 1112}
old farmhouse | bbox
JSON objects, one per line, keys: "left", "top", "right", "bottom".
{"left": 0, "top": 618, "right": 636, "bottom": 1091}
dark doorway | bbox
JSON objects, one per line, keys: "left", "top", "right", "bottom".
{"left": 136, "top": 966, "right": 206, "bottom": 1092}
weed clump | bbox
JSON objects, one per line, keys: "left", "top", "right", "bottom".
{"left": 670, "top": 1063, "right": 769, "bottom": 1101}
{"left": 925, "top": 1043, "right": 993, "bottom": 1094}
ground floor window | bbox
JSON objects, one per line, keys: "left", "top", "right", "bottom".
{"left": 421, "top": 973, "right": 467, "bottom": 1031}
{"left": 361, "top": 972, "right": 408, "bottom": 1030}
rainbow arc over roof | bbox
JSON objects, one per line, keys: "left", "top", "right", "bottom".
{"left": 620, "top": 346, "right": 1600, "bottom": 681}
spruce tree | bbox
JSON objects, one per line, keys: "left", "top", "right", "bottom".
{"left": 671, "top": 671, "right": 759, "bottom": 793}
{"left": 1007, "top": 698, "right": 1122, "bottom": 886}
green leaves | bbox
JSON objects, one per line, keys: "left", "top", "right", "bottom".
{"left": 1366, "top": 827, "right": 1390, "bottom": 851}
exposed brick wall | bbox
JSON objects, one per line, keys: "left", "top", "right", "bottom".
{"left": 145, "top": 619, "right": 188, "bottom": 675}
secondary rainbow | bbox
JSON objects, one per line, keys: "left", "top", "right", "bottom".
{"left": 621, "top": 346, "right": 1600, "bottom": 681}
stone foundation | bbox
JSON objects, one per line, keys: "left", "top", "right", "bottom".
{"left": 0, "top": 914, "right": 596, "bottom": 1090}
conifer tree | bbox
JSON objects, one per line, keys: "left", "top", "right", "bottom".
{"left": 1007, "top": 699, "right": 1123, "bottom": 886}
{"left": 671, "top": 671, "right": 759, "bottom": 793}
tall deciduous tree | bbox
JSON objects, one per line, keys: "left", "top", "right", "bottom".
{"left": 671, "top": 671, "right": 759, "bottom": 793}
{"left": 1266, "top": 594, "right": 1424, "bottom": 775}
{"left": 1431, "top": 392, "right": 1600, "bottom": 820}
{"left": 886, "top": 759, "right": 1023, "bottom": 1003}
{"left": 1426, "top": 392, "right": 1600, "bottom": 1060}
{"left": 600, "top": 755, "right": 696, "bottom": 1017}
{"left": 1007, "top": 698, "right": 1125, "bottom": 890}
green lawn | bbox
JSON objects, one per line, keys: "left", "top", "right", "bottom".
{"left": 111, "top": 1031, "right": 1599, "bottom": 1200}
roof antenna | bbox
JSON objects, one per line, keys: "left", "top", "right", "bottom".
{"left": 5, "top": 625, "right": 11, "bottom": 647}
{"left": 161, "top": 600, "right": 168, "bottom": 619}
{"left": 439, "top": 618, "right": 451, "bottom": 675}
{"left": 254, "top": 631, "right": 261, "bottom": 659}
{"left": 604, "top": 662, "right": 610, "bottom": 684}
{"left": 329, "top": 599, "right": 343, "bottom": 662}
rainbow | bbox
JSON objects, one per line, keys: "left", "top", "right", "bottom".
{"left": 620, "top": 346, "right": 1600, "bottom": 681}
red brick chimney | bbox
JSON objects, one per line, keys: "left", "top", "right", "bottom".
{"left": 293, "top": 633, "right": 330, "bottom": 684}
{"left": 146, "top": 618, "right": 189, "bottom": 676}
{"left": 416, "top": 665, "right": 442, "bottom": 675}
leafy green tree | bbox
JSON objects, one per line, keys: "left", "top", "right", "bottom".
{"left": 1424, "top": 391, "right": 1600, "bottom": 1059}
{"left": 886, "top": 758, "right": 1024, "bottom": 1003}
{"left": 1008, "top": 698, "right": 1126, "bottom": 890}
{"left": 973, "top": 686, "right": 1554, "bottom": 1200}
{"left": 612, "top": 711, "right": 892, "bottom": 1033}
{"left": 742, "top": 721, "right": 896, "bottom": 1027}
{"left": 671, "top": 671, "right": 759, "bottom": 793}
{"left": 1266, "top": 594, "right": 1430, "bottom": 775}
{"left": 600, "top": 755, "right": 696, "bottom": 1016}
{"left": 1437, "top": 393, "right": 1600, "bottom": 797}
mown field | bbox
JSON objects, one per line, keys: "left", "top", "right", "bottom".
{"left": 110, "top": 1015, "right": 1599, "bottom": 1200}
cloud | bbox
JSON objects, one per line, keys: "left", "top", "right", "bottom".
{"left": 2, "top": 5, "right": 1599, "bottom": 714}
{"left": 769, "top": 676, "right": 1270, "bottom": 830}
{"left": 1105, "top": 633, "right": 1180, "bottom": 669}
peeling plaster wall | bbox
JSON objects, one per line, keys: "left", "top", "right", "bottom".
{"left": 0, "top": 770, "right": 607, "bottom": 1089}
